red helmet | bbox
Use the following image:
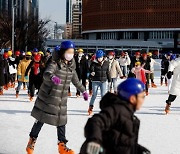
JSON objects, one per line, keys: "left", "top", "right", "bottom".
{"left": 15, "top": 51, "right": 21, "bottom": 56}
{"left": 3, "top": 53, "right": 8, "bottom": 59}
{"left": 135, "top": 52, "right": 141, "bottom": 56}
{"left": 109, "top": 51, "right": 115, "bottom": 56}
{"left": 121, "top": 52, "right": 125, "bottom": 56}
{"left": 34, "top": 54, "right": 41, "bottom": 62}
{"left": 142, "top": 53, "right": 147, "bottom": 57}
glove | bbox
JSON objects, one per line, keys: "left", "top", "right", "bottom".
{"left": 18, "top": 75, "right": 22, "bottom": 80}
{"left": 137, "top": 144, "right": 151, "bottom": 154}
{"left": 167, "top": 71, "right": 172, "bottom": 79}
{"left": 91, "top": 72, "right": 95, "bottom": 76}
{"left": 87, "top": 142, "right": 103, "bottom": 154}
{"left": 25, "top": 76, "right": 29, "bottom": 80}
{"left": 83, "top": 91, "right": 89, "bottom": 101}
{"left": 51, "top": 76, "right": 61, "bottom": 85}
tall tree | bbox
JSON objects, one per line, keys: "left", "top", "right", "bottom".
{"left": 0, "top": 11, "right": 50, "bottom": 51}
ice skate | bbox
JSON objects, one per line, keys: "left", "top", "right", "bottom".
{"left": 151, "top": 83, "right": 157, "bottom": 88}
{"left": 58, "top": 142, "right": 74, "bottom": 154}
{"left": 146, "top": 91, "right": 149, "bottom": 96}
{"left": 23, "top": 85, "right": 26, "bottom": 90}
{"left": 160, "top": 82, "right": 163, "bottom": 86}
{"left": 68, "top": 92, "right": 72, "bottom": 96}
{"left": 26, "top": 137, "right": 36, "bottom": 154}
{"left": 165, "top": 104, "right": 171, "bottom": 114}
{"left": 76, "top": 94, "right": 80, "bottom": 98}
{"left": 0, "top": 90, "right": 3, "bottom": 95}
{"left": 4, "top": 85, "right": 8, "bottom": 90}
{"left": 16, "top": 92, "right": 19, "bottom": 98}
{"left": 165, "top": 82, "right": 168, "bottom": 86}
{"left": 29, "top": 97, "right": 33, "bottom": 102}
{"left": 11, "top": 83, "right": 15, "bottom": 88}
{"left": 88, "top": 105, "right": 93, "bottom": 115}
{"left": 89, "top": 90, "right": 93, "bottom": 96}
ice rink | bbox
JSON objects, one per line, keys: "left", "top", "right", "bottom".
{"left": 1, "top": 77, "right": 180, "bottom": 154}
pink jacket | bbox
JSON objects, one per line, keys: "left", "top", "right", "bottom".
{"left": 131, "top": 67, "right": 151, "bottom": 84}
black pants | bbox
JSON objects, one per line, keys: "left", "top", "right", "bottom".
{"left": 76, "top": 77, "right": 86, "bottom": 95}
{"left": 161, "top": 69, "right": 167, "bottom": 84}
{"left": 29, "top": 121, "right": 67, "bottom": 143}
{"left": 89, "top": 79, "right": 92, "bottom": 91}
{"left": 166, "top": 94, "right": 177, "bottom": 105}
{"left": 9, "top": 73, "right": 16, "bottom": 83}
{"left": 145, "top": 82, "right": 148, "bottom": 92}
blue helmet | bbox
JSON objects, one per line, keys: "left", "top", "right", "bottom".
{"left": 54, "top": 46, "right": 60, "bottom": 51}
{"left": 33, "top": 48, "right": 38, "bottom": 52}
{"left": 170, "top": 54, "right": 176, "bottom": 61}
{"left": 96, "top": 50, "right": 104, "bottom": 59}
{"left": 60, "top": 41, "right": 75, "bottom": 50}
{"left": 117, "top": 78, "right": 145, "bottom": 101}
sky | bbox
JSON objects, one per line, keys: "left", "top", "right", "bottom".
{"left": 39, "top": 0, "right": 66, "bottom": 24}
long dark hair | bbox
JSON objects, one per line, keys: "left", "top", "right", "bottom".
{"left": 53, "top": 48, "right": 66, "bottom": 62}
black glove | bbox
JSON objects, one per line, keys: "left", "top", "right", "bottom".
{"left": 137, "top": 144, "right": 151, "bottom": 154}
{"left": 167, "top": 71, "right": 173, "bottom": 79}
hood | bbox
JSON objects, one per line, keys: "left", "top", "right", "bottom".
{"left": 100, "top": 92, "right": 136, "bottom": 113}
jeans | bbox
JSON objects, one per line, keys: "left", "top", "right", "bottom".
{"left": 89, "top": 81, "right": 106, "bottom": 106}
{"left": 108, "top": 78, "right": 118, "bottom": 92}
{"left": 29, "top": 120, "right": 68, "bottom": 143}
{"left": 16, "top": 81, "right": 29, "bottom": 92}
{"left": 120, "top": 66, "right": 128, "bottom": 77}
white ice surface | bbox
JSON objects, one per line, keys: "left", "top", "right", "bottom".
{"left": 1, "top": 76, "right": 180, "bottom": 154}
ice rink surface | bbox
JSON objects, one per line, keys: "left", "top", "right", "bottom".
{"left": 1, "top": 77, "right": 180, "bottom": 154}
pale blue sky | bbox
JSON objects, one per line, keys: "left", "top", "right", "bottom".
{"left": 39, "top": 0, "right": 66, "bottom": 24}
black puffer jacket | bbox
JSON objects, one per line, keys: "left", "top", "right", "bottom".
{"left": 80, "top": 93, "right": 150, "bottom": 154}
{"left": 74, "top": 55, "right": 89, "bottom": 79}
{"left": 90, "top": 60, "right": 110, "bottom": 82}
{"left": 140, "top": 57, "right": 151, "bottom": 71}
{"left": 31, "top": 52, "right": 85, "bottom": 126}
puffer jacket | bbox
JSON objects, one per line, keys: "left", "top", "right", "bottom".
{"left": 119, "top": 56, "right": 131, "bottom": 66}
{"left": 31, "top": 56, "right": 86, "bottom": 126}
{"left": 17, "top": 58, "right": 31, "bottom": 82}
{"left": 80, "top": 93, "right": 150, "bottom": 154}
{"left": 168, "top": 58, "right": 180, "bottom": 96}
{"left": 109, "top": 59, "right": 123, "bottom": 78}
{"left": 90, "top": 60, "right": 110, "bottom": 82}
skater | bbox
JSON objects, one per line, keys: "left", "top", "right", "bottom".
{"left": 131, "top": 62, "right": 151, "bottom": 96}
{"left": 108, "top": 51, "right": 123, "bottom": 93}
{"left": 128, "top": 51, "right": 141, "bottom": 77}
{"left": 118, "top": 51, "right": 131, "bottom": 77}
{"left": 161, "top": 53, "right": 170, "bottom": 86}
{"left": 3, "top": 52, "right": 10, "bottom": 90}
{"left": 15, "top": 51, "right": 21, "bottom": 66}
{"left": 164, "top": 55, "right": 180, "bottom": 114}
{"left": 74, "top": 48, "right": 88, "bottom": 97}
{"left": 80, "top": 78, "right": 150, "bottom": 154}
{"left": 16, "top": 52, "right": 32, "bottom": 98}
{"left": 140, "top": 53, "right": 151, "bottom": 89}
{"left": 167, "top": 54, "right": 176, "bottom": 93}
{"left": 26, "top": 41, "right": 88, "bottom": 154}
{"left": 147, "top": 52, "right": 159, "bottom": 88}
{"left": 8, "top": 52, "right": 17, "bottom": 88}
{"left": 25, "top": 54, "right": 42, "bottom": 101}
{"left": 88, "top": 50, "right": 110, "bottom": 115}
{"left": 0, "top": 54, "right": 5, "bottom": 95}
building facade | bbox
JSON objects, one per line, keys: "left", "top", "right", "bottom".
{"left": 72, "top": 0, "right": 82, "bottom": 38}
{"left": 0, "top": 0, "right": 39, "bottom": 21}
{"left": 82, "top": 0, "right": 180, "bottom": 49}
{"left": 66, "top": 0, "right": 72, "bottom": 23}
